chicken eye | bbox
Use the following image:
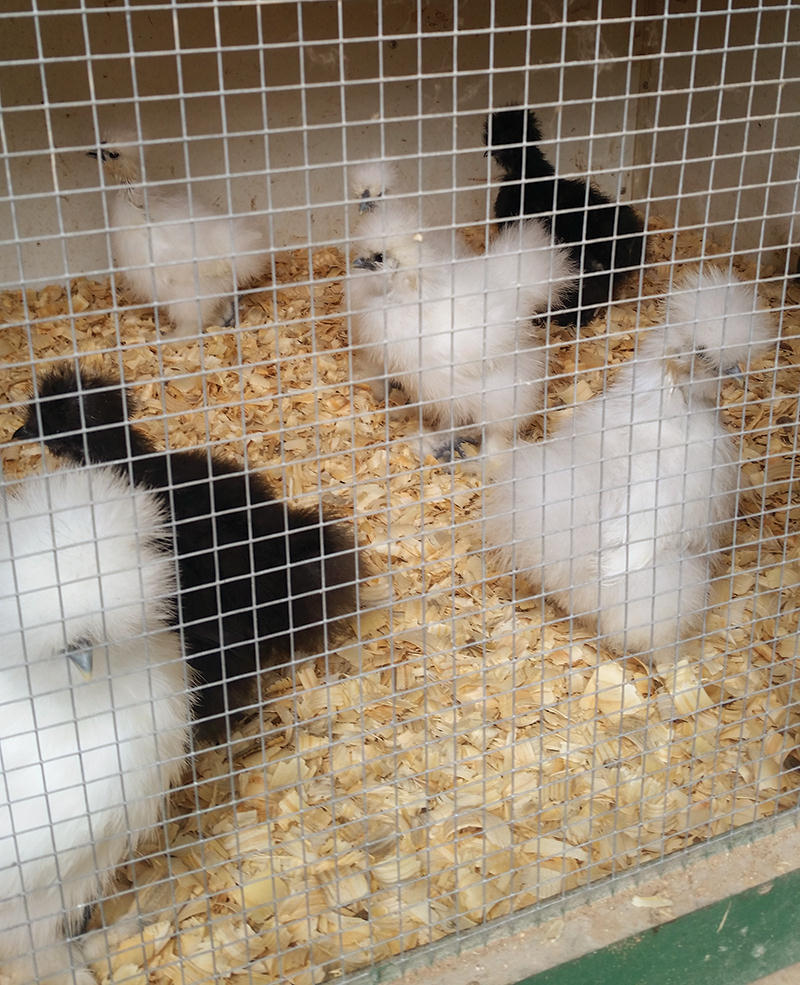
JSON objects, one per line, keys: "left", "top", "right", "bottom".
{"left": 372, "top": 252, "right": 384, "bottom": 265}
{"left": 107, "top": 151, "right": 120, "bottom": 160}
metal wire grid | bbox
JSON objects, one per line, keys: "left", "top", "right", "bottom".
{"left": 0, "top": 1, "right": 798, "bottom": 983}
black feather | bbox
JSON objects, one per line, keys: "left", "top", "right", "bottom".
{"left": 14, "top": 365, "right": 365, "bottom": 739}
{"left": 483, "top": 106, "right": 645, "bottom": 327}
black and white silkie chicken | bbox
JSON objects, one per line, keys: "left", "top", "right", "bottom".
{"left": 88, "top": 130, "right": 268, "bottom": 338}
{"left": 347, "top": 164, "right": 576, "bottom": 459}
{"left": 484, "top": 107, "right": 645, "bottom": 326}
{"left": 13, "top": 367, "right": 366, "bottom": 739}
{"left": 484, "top": 268, "right": 777, "bottom": 673}
{"left": 0, "top": 467, "right": 190, "bottom": 985}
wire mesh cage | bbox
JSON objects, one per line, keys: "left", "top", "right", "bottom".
{"left": 0, "top": 2, "right": 799, "bottom": 984}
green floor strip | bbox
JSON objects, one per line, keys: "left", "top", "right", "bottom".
{"left": 519, "top": 867, "right": 800, "bottom": 985}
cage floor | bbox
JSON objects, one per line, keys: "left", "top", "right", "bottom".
{"left": 1, "top": 221, "right": 799, "bottom": 985}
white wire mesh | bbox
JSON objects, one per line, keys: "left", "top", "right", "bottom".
{"left": 0, "top": 2, "right": 799, "bottom": 984}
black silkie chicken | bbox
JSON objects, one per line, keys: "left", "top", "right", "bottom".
{"left": 13, "top": 366, "right": 365, "bottom": 739}
{"left": 484, "top": 106, "right": 645, "bottom": 326}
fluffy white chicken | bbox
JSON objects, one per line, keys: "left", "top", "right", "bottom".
{"left": 0, "top": 466, "right": 190, "bottom": 985}
{"left": 89, "top": 131, "right": 268, "bottom": 338}
{"left": 484, "top": 268, "right": 777, "bottom": 672}
{"left": 348, "top": 160, "right": 399, "bottom": 213}
{"left": 347, "top": 197, "right": 575, "bottom": 459}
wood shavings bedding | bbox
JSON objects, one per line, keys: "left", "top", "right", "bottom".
{"left": 1, "top": 219, "right": 799, "bottom": 985}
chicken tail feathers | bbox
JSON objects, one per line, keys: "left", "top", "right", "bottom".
{"left": 282, "top": 506, "right": 371, "bottom": 652}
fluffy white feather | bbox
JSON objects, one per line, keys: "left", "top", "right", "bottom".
{"left": 0, "top": 467, "right": 190, "bottom": 985}
{"left": 348, "top": 160, "right": 399, "bottom": 213}
{"left": 347, "top": 199, "right": 575, "bottom": 458}
{"left": 485, "top": 268, "right": 777, "bottom": 671}
{"left": 89, "top": 131, "right": 267, "bottom": 338}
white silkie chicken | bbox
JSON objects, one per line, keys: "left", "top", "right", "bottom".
{"left": 485, "top": 268, "right": 777, "bottom": 672}
{"left": 347, "top": 196, "right": 575, "bottom": 459}
{"left": 348, "top": 160, "right": 399, "bottom": 213}
{"left": 0, "top": 466, "right": 190, "bottom": 985}
{"left": 88, "top": 131, "right": 268, "bottom": 338}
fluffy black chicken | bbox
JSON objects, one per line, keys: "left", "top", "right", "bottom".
{"left": 13, "top": 366, "right": 365, "bottom": 740}
{"left": 484, "top": 106, "right": 645, "bottom": 326}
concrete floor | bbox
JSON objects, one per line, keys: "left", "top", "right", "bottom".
{"left": 397, "top": 825, "right": 800, "bottom": 985}
{"left": 754, "top": 965, "right": 800, "bottom": 985}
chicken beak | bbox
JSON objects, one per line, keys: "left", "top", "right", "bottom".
{"left": 725, "top": 364, "right": 745, "bottom": 379}
{"left": 359, "top": 190, "right": 375, "bottom": 214}
{"left": 353, "top": 255, "right": 379, "bottom": 270}
{"left": 12, "top": 420, "right": 35, "bottom": 441}
{"left": 66, "top": 642, "right": 93, "bottom": 677}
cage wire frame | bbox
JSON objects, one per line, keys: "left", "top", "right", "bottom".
{"left": 0, "top": 1, "right": 799, "bottom": 984}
